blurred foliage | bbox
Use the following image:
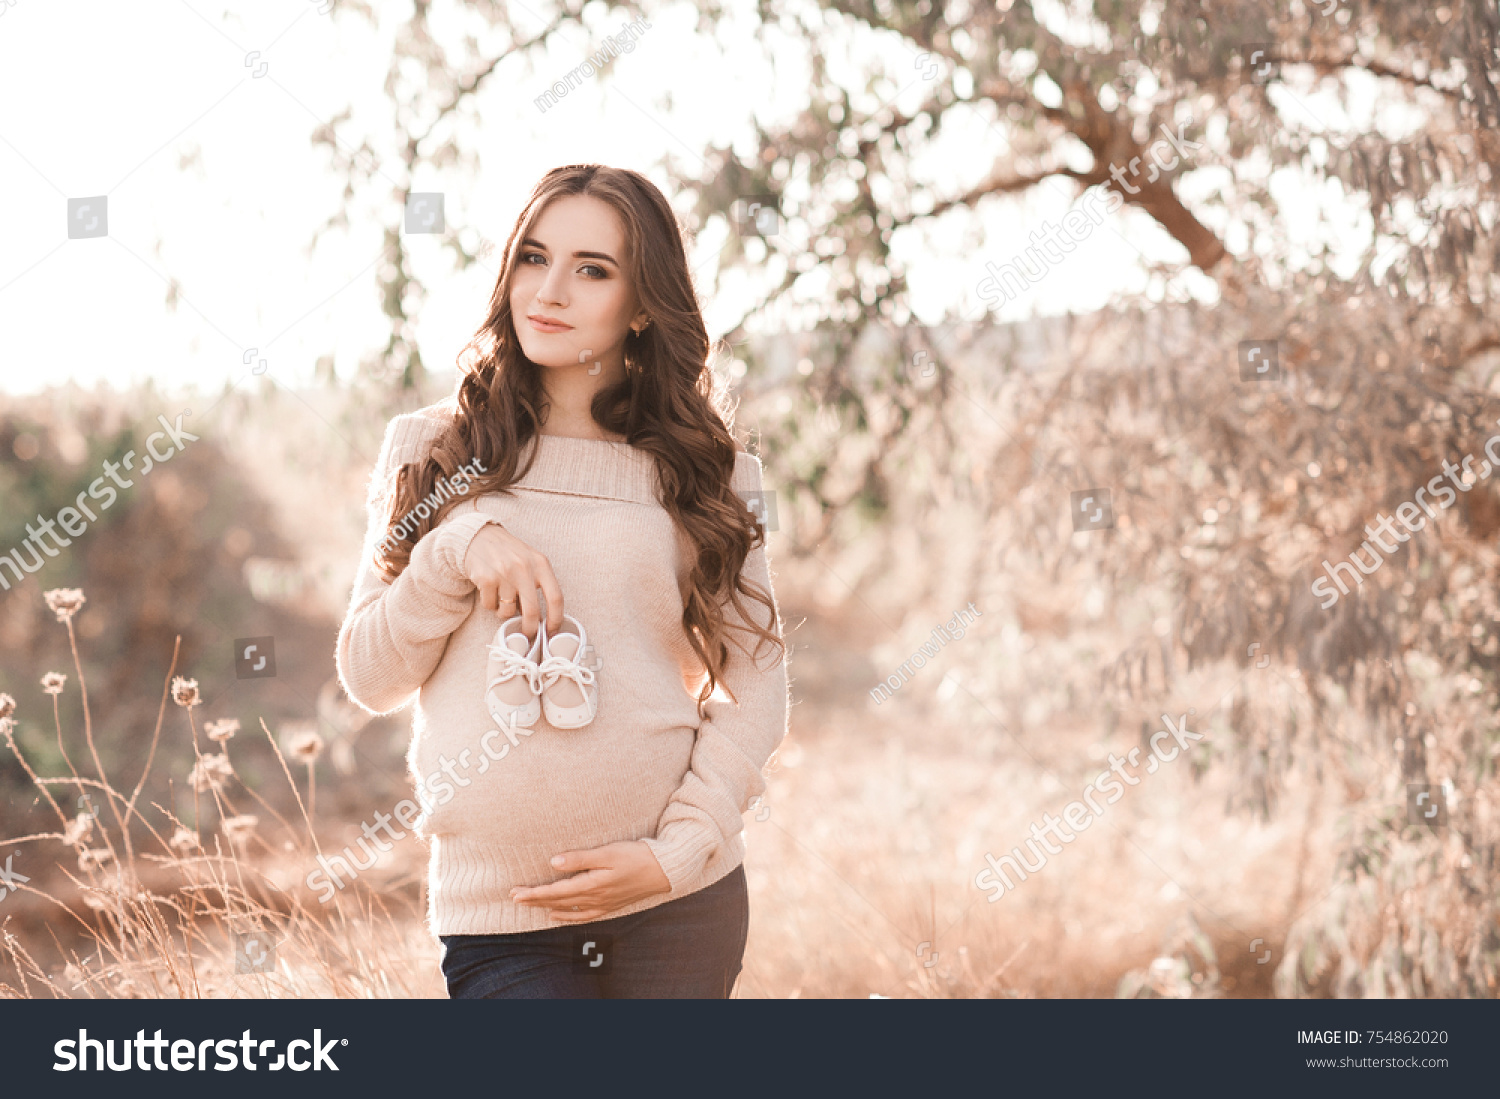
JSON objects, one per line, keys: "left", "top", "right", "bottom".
{"left": 310, "top": 0, "right": 656, "bottom": 392}
{"left": 669, "top": 0, "right": 1500, "bottom": 997}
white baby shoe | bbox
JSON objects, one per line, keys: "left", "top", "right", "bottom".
{"left": 537, "top": 615, "right": 599, "bottom": 729}
{"left": 485, "top": 616, "right": 544, "bottom": 728}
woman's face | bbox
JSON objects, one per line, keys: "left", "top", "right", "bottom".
{"left": 508, "top": 193, "right": 648, "bottom": 379}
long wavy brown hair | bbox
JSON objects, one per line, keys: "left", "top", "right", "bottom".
{"left": 373, "top": 164, "right": 783, "bottom": 704}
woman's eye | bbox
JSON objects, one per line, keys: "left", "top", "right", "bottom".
{"left": 520, "top": 253, "right": 603, "bottom": 277}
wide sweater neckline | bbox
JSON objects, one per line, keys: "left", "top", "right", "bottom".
{"left": 508, "top": 430, "right": 663, "bottom": 506}
{"left": 409, "top": 401, "right": 755, "bottom": 506}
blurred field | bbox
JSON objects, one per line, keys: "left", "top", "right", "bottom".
{"left": 737, "top": 592, "right": 1328, "bottom": 998}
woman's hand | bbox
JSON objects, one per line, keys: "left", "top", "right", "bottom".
{"left": 510, "top": 841, "right": 672, "bottom": 922}
{"left": 462, "top": 522, "right": 563, "bottom": 638}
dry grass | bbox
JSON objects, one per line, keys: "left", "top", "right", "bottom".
{"left": 0, "top": 588, "right": 442, "bottom": 999}
{"left": 0, "top": 585, "right": 1306, "bottom": 1001}
{"left": 0, "top": 577, "right": 1337, "bottom": 1000}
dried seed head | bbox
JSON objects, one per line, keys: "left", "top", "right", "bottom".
{"left": 40, "top": 672, "right": 67, "bottom": 696}
{"left": 187, "top": 753, "right": 234, "bottom": 792}
{"left": 78, "top": 847, "right": 114, "bottom": 872}
{"left": 62, "top": 814, "right": 93, "bottom": 847}
{"left": 205, "top": 718, "right": 240, "bottom": 744}
{"left": 43, "top": 588, "right": 87, "bottom": 623}
{"left": 168, "top": 826, "right": 200, "bottom": 854}
{"left": 171, "top": 676, "right": 201, "bottom": 708}
{"left": 220, "top": 814, "right": 259, "bottom": 848}
{"left": 288, "top": 727, "right": 325, "bottom": 764}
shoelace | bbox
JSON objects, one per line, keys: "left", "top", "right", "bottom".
{"left": 486, "top": 641, "right": 543, "bottom": 697}
{"left": 537, "top": 652, "right": 596, "bottom": 697}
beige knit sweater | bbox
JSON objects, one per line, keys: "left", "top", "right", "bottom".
{"left": 335, "top": 397, "right": 789, "bottom": 935}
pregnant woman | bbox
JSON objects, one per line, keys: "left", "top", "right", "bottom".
{"left": 335, "top": 164, "right": 789, "bottom": 998}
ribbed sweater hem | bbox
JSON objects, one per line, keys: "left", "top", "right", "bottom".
{"left": 428, "top": 831, "right": 747, "bottom": 936}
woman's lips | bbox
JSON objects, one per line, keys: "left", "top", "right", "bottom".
{"left": 527, "top": 316, "right": 573, "bottom": 333}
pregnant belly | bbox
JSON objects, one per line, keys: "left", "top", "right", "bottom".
{"left": 411, "top": 716, "right": 696, "bottom": 849}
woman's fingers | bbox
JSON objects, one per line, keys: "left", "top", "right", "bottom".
{"left": 461, "top": 524, "right": 563, "bottom": 639}
{"left": 546, "top": 908, "right": 607, "bottom": 923}
{"left": 511, "top": 871, "right": 610, "bottom": 909}
{"left": 513, "top": 569, "right": 543, "bottom": 639}
{"left": 548, "top": 846, "right": 621, "bottom": 873}
{"left": 485, "top": 579, "right": 520, "bottom": 617}
{"left": 510, "top": 558, "right": 561, "bottom": 639}
{"left": 469, "top": 527, "right": 510, "bottom": 613}
{"left": 533, "top": 557, "right": 566, "bottom": 633}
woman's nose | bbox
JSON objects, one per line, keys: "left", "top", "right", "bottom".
{"left": 539, "top": 268, "right": 568, "bottom": 307}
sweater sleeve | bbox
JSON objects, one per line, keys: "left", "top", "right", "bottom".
{"left": 335, "top": 414, "right": 497, "bottom": 716}
{"left": 641, "top": 453, "right": 791, "bottom": 891}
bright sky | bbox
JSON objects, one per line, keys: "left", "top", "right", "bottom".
{"left": 0, "top": 1, "right": 1381, "bottom": 403}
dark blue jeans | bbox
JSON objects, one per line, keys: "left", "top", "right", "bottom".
{"left": 440, "top": 864, "right": 748, "bottom": 999}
